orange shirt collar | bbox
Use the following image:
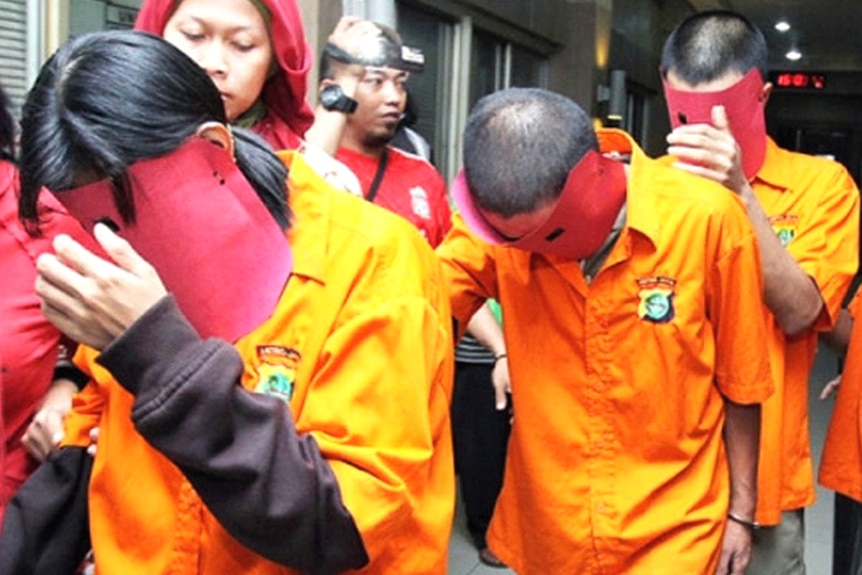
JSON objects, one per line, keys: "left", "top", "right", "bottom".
{"left": 597, "top": 128, "right": 660, "bottom": 247}
{"left": 750, "top": 137, "right": 787, "bottom": 190}
{"left": 503, "top": 129, "right": 659, "bottom": 283}
{"left": 277, "top": 150, "right": 329, "bottom": 284}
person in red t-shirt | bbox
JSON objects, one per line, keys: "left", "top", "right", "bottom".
{"left": 313, "top": 18, "right": 452, "bottom": 247}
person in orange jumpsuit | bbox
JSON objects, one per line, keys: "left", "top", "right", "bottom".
{"left": 1, "top": 30, "right": 453, "bottom": 575}
{"left": 660, "top": 11, "right": 860, "bottom": 574}
{"left": 819, "top": 289, "right": 862, "bottom": 574}
{"left": 437, "top": 87, "right": 774, "bottom": 575}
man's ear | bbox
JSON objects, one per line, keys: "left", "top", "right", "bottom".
{"left": 761, "top": 82, "right": 773, "bottom": 105}
{"left": 196, "top": 121, "right": 235, "bottom": 159}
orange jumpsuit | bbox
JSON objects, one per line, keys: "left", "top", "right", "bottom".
{"left": 748, "top": 138, "right": 859, "bottom": 525}
{"left": 820, "top": 287, "right": 862, "bottom": 502}
{"left": 63, "top": 151, "right": 455, "bottom": 575}
{"left": 437, "top": 129, "right": 774, "bottom": 575}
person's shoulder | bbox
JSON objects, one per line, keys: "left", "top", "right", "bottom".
{"left": 388, "top": 147, "right": 447, "bottom": 193}
{"left": 287, "top": 151, "right": 437, "bottom": 267}
{"left": 638, "top": 152, "right": 747, "bottom": 216}
{"left": 332, "top": 186, "right": 436, "bottom": 259}
{"left": 763, "top": 142, "right": 856, "bottom": 192}
{"left": 389, "top": 146, "right": 442, "bottom": 174}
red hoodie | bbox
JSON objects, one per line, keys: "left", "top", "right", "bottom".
{"left": 0, "top": 161, "right": 89, "bottom": 525}
{"left": 135, "top": 0, "right": 314, "bottom": 150}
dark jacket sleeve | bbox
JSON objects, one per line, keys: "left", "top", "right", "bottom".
{"left": 0, "top": 447, "right": 92, "bottom": 575}
{"left": 95, "top": 296, "right": 368, "bottom": 575}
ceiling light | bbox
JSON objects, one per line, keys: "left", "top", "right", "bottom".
{"left": 774, "top": 21, "right": 791, "bottom": 32}
{"left": 785, "top": 49, "right": 802, "bottom": 61}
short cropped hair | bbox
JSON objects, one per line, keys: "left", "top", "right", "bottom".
{"left": 463, "top": 88, "right": 597, "bottom": 217}
{"left": 18, "top": 30, "right": 290, "bottom": 230}
{"left": 660, "top": 10, "right": 768, "bottom": 85}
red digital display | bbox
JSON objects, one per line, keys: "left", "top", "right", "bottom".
{"left": 773, "top": 72, "right": 827, "bottom": 90}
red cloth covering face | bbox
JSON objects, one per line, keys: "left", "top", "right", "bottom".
{"left": 55, "top": 138, "right": 293, "bottom": 343}
{"left": 663, "top": 68, "right": 767, "bottom": 180}
{"left": 0, "top": 161, "right": 88, "bottom": 523}
{"left": 135, "top": 0, "right": 314, "bottom": 149}
{"left": 452, "top": 150, "right": 627, "bottom": 260}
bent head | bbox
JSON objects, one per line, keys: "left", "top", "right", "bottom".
{"left": 18, "top": 30, "right": 288, "bottom": 229}
{"left": 462, "top": 88, "right": 596, "bottom": 224}
{"left": 162, "top": 0, "right": 274, "bottom": 121}
{"left": 660, "top": 10, "right": 772, "bottom": 177}
{"left": 136, "top": 0, "right": 313, "bottom": 136}
{"left": 455, "top": 88, "right": 627, "bottom": 261}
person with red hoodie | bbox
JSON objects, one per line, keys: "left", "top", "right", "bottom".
{"left": 135, "top": 0, "right": 359, "bottom": 191}
{"left": 0, "top": 81, "right": 90, "bottom": 527}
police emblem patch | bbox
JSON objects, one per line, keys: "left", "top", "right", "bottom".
{"left": 254, "top": 345, "right": 301, "bottom": 402}
{"left": 770, "top": 214, "right": 799, "bottom": 247}
{"left": 636, "top": 276, "right": 677, "bottom": 324}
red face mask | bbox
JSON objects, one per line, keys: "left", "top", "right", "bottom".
{"left": 55, "top": 137, "right": 292, "bottom": 342}
{"left": 663, "top": 68, "right": 767, "bottom": 180}
{"left": 452, "top": 151, "right": 627, "bottom": 260}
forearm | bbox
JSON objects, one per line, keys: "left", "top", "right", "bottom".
{"left": 821, "top": 307, "right": 853, "bottom": 355}
{"left": 304, "top": 76, "right": 360, "bottom": 157}
{"left": 97, "top": 296, "right": 367, "bottom": 575}
{"left": 465, "top": 303, "right": 505, "bottom": 356}
{"left": 304, "top": 107, "right": 350, "bottom": 157}
{"left": 741, "top": 188, "right": 823, "bottom": 335}
{"left": 723, "top": 399, "right": 761, "bottom": 520}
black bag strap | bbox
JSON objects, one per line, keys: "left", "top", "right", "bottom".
{"left": 366, "top": 148, "right": 390, "bottom": 203}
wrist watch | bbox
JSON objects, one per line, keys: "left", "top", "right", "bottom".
{"left": 319, "top": 84, "right": 358, "bottom": 114}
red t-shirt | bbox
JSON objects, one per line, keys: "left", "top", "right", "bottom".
{"left": 336, "top": 147, "right": 452, "bottom": 247}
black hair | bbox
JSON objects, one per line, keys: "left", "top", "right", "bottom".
{"left": 0, "top": 82, "right": 15, "bottom": 163}
{"left": 463, "top": 87, "right": 597, "bottom": 217}
{"left": 660, "top": 10, "right": 768, "bottom": 84}
{"left": 18, "top": 30, "right": 290, "bottom": 230}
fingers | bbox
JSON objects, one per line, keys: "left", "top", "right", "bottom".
{"left": 334, "top": 15, "right": 363, "bottom": 31}
{"left": 87, "top": 426, "right": 100, "bottom": 457}
{"left": 36, "top": 269, "right": 89, "bottom": 324}
{"left": 37, "top": 274, "right": 115, "bottom": 350}
{"left": 666, "top": 116, "right": 743, "bottom": 191}
{"left": 35, "top": 253, "right": 89, "bottom": 308}
{"left": 93, "top": 223, "right": 154, "bottom": 279}
{"left": 52, "top": 233, "right": 119, "bottom": 282}
{"left": 36, "top": 227, "right": 166, "bottom": 348}
{"left": 493, "top": 382, "right": 508, "bottom": 411}
{"left": 820, "top": 376, "right": 841, "bottom": 400}
{"left": 711, "top": 105, "right": 731, "bottom": 133}
{"left": 491, "top": 360, "right": 511, "bottom": 411}
{"left": 330, "top": 17, "right": 382, "bottom": 53}
{"left": 22, "top": 408, "right": 66, "bottom": 462}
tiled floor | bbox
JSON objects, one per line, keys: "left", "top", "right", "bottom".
{"left": 447, "top": 344, "right": 841, "bottom": 575}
